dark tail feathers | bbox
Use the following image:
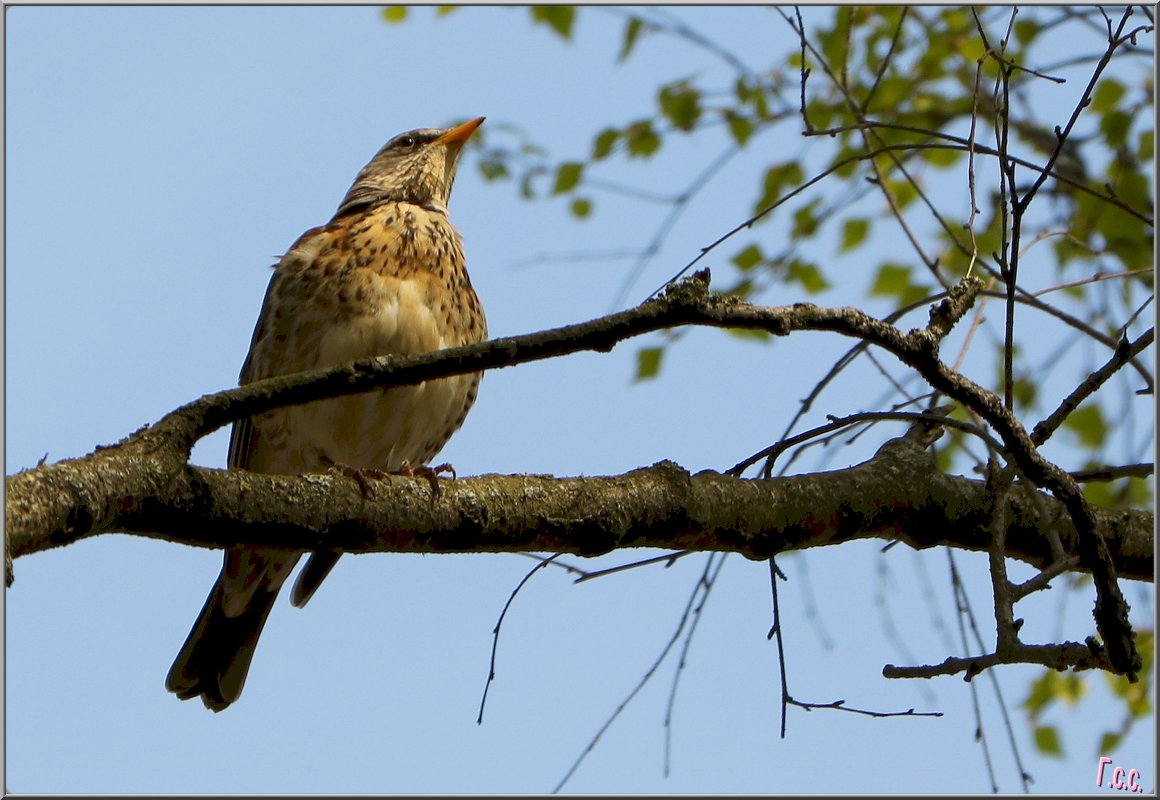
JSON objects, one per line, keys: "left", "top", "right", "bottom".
{"left": 165, "top": 575, "right": 280, "bottom": 712}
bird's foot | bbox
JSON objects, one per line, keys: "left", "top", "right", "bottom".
{"left": 322, "top": 458, "right": 391, "bottom": 499}
{"left": 398, "top": 460, "right": 456, "bottom": 498}
{"left": 322, "top": 457, "right": 455, "bottom": 499}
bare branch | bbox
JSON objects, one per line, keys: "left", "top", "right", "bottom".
{"left": 1032, "top": 327, "right": 1155, "bottom": 445}
{"left": 5, "top": 272, "right": 1146, "bottom": 676}
{"left": 9, "top": 438, "right": 1152, "bottom": 584}
{"left": 883, "top": 639, "right": 1113, "bottom": 679}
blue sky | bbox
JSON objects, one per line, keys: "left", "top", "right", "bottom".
{"left": 4, "top": 5, "right": 1154, "bottom": 794}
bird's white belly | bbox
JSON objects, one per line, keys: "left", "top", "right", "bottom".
{"left": 253, "top": 276, "right": 477, "bottom": 474}
{"left": 287, "top": 376, "right": 473, "bottom": 472}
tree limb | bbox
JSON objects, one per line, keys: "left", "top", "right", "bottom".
{"left": 5, "top": 271, "right": 1148, "bottom": 677}
{"left": 8, "top": 437, "right": 1152, "bottom": 584}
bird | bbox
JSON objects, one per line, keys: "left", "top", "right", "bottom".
{"left": 165, "top": 117, "right": 488, "bottom": 711}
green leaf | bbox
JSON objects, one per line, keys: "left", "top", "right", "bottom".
{"left": 867, "top": 76, "right": 912, "bottom": 113}
{"left": 725, "top": 111, "right": 754, "bottom": 146}
{"left": 1011, "top": 375, "right": 1038, "bottom": 410}
{"left": 1084, "top": 477, "right": 1116, "bottom": 507}
{"left": 753, "top": 161, "right": 805, "bottom": 216}
{"left": 804, "top": 96, "right": 838, "bottom": 130}
{"left": 1079, "top": 167, "right": 1153, "bottom": 270}
{"left": 871, "top": 263, "right": 911, "bottom": 296}
{"left": 726, "top": 327, "right": 772, "bottom": 342}
{"left": 658, "top": 82, "right": 702, "bottom": 131}
{"left": 831, "top": 145, "right": 864, "bottom": 179}
{"left": 625, "top": 120, "right": 661, "bottom": 158}
{"left": 924, "top": 147, "right": 963, "bottom": 169}
{"left": 435, "top": 6, "right": 458, "bottom": 16}
{"left": 477, "top": 155, "right": 509, "bottom": 182}
{"left": 569, "top": 197, "right": 592, "bottom": 219}
{"left": 734, "top": 76, "right": 770, "bottom": 119}
{"left": 731, "top": 244, "right": 764, "bottom": 272}
{"left": 618, "top": 16, "right": 644, "bottom": 62}
{"left": 818, "top": 11, "right": 851, "bottom": 80}
{"left": 592, "top": 127, "right": 619, "bottom": 160}
{"left": 1137, "top": 129, "right": 1154, "bottom": 163}
{"left": 1034, "top": 725, "right": 1063, "bottom": 757}
{"left": 1099, "top": 732, "right": 1125, "bottom": 754}
{"left": 1091, "top": 78, "right": 1127, "bottom": 114}
{"left": 1063, "top": 404, "right": 1107, "bottom": 448}
{"left": 883, "top": 178, "right": 919, "bottom": 210}
{"left": 635, "top": 346, "right": 664, "bottom": 382}
{"left": 1023, "top": 671, "right": 1056, "bottom": 716}
{"left": 734, "top": 76, "right": 754, "bottom": 103}
{"left": 721, "top": 277, "right": 754, "bottom": 300}
{"left": 1100, "top": 110, "right": 1132, "bottom": 149}
{"left": 786, "top": 260, "right": 830, "bottom": 294}
{"left": 1013, "top": 18, "right": 1041, "bottom": 45}
{"left": 910, "top": 90, "right": 962, "bottom": 118}
{"left": 552, "top": 162, "right": 583, "bottom": 194}
{"left": 382, "top": 6, "right": 407, "bottom": 23}
{"left": 531, "top": 5, "right": 575, "bottom": 39}
{"left": 957, "top": 36, "right": 986, "bottom": 63}
{"left": 1052, "top": 229, "right": 1088, "bottom": 268}
{"left": 1085, "top": 473, "right": 1154, "bottom": 509}
{"left": 934, "top": 442, "right": 953, "bottom": 472}
{"left": 791, "top": 201, "right": 820, "bottom": 239}
{"left": 1022, "top": 670, "right": 1089, "bottom": 717}
{"left": 840, "top": 218, "right": 870, "bottom": 252}
{"left": 869, "top": 262, "right": 928, "bottom": 305}
{"left": 1126, "top": 475, "right": 1154, "bottom": 508}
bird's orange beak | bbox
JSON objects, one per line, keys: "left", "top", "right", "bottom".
{"left": 436, "top": 116, "right": 485, "bottom": 146}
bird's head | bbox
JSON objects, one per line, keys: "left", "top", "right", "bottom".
{"left": 336, "top": 116, "right": 485, "bottom": 216}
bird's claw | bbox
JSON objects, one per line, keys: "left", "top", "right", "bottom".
{"left": 325, "top": 461, "right": 389, "bottom": 499}
{"left": 324, "top": 457, "right": 455, "bottom": 499}
{"left": 398, "top": 460, "right": 456, "bottom": 497}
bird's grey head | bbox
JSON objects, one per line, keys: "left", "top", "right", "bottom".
{"left": 336, "top": 117, "right": 485, "bottom": 217}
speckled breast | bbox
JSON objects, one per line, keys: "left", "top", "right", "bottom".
{"left": 243, "top": 199, "right": 487, "bottom": 475}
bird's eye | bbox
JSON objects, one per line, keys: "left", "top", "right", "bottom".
{"left": 394, "top": 135, "right": 416, "bottom": 149}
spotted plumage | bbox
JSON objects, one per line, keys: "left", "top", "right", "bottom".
{"left": 166, "top": 118, "right": 487, "bottom": 711}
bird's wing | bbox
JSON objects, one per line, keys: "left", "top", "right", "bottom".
{"left": 226, "top": 221, "right": 341, "bottom": 471}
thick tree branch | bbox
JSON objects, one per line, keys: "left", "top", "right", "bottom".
{"left": 8, "top": 438, "right": 1152, "bottom": 584}
{"left": 7, "top": 268, "right": 967, "bottom": 557}
{"left": 9, "top": 270, "right": 973, "bottom": 561}
{"left": 5, "top": 271, "right": 1147, "bottom": 677}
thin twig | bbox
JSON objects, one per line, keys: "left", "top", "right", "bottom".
{"left": 802, "top": 121, "right": 1153, "bottom": 226}
{"left": 1070, "top": 462, "right": 1153, "bottom": 482}
{"left": 947, "top": 550, "right": 999, "bottom": 793}
{"left": 553, "top": 553, "right": 722, "bottom": 792}
{"left": 663, "top": 553, "right": 728, "bottom": 777}
{"left": 788, "top": 698, "right": 943, "bottom": 719}
{"left": 616, "top": 144, "right": 741, "bottom": 310}
{"left": 730, "top": 409, "right": 1003, "bottom": 478}
{"left": 768, "top": 557, "right": 791, "bottom": 738}
{"left": 478, "top": 554, "right": 560, "bottom": 724}
{"left": 1031, "top": 267, "right": 1154, "bottom": 297}
{"left": 509, "top": 551, "right": 592, "bottom": 579}
{"left": 573, "top": 550, "right": 693, "bottom": 584}
{"left": 862, "top": 7, "right": 909, "bottom": 111}
{"left": 1031, "top": 327, "right": 1155, "bottom": 445}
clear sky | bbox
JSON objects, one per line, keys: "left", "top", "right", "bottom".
{"left": 4, "top": 5, "right": 1154, "bottom": 794}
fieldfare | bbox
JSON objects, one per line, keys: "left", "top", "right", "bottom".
{"left": 166, "top": 117, "right": 488, "bottom": 711}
